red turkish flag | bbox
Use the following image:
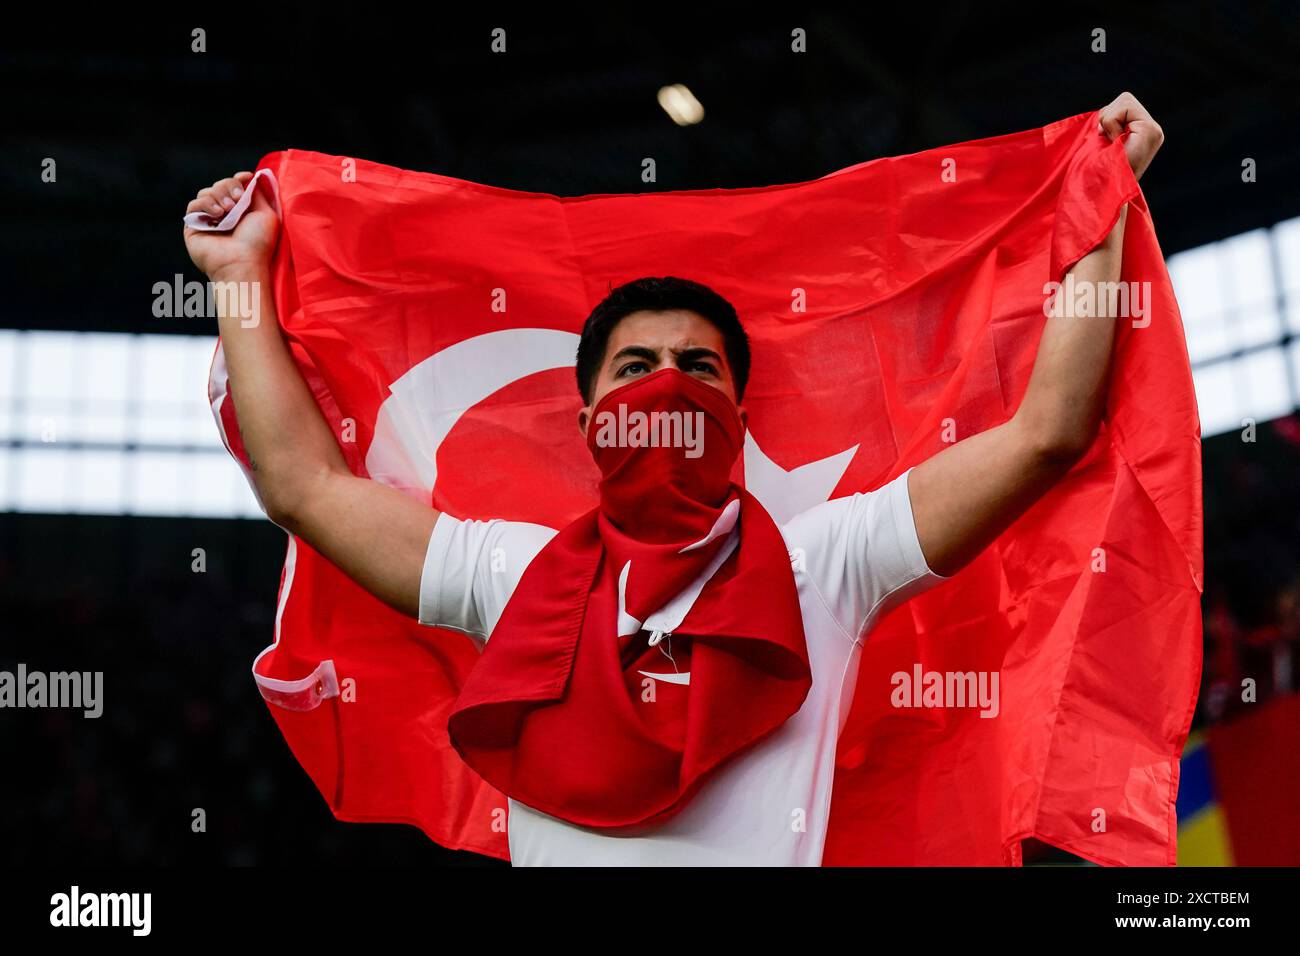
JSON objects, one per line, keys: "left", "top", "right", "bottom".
{"left": 210, "top": 110, "right": 1202, "bottom": 865}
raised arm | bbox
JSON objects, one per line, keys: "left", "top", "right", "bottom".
{"left": 184, "top": 172, "right": 438, "bottom": 618}
{"left": 907, "top": 92, "right": 1163, "bottom": 577}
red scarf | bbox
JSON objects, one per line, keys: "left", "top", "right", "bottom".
{"left": 447, "top": 368, "right": 811, "bottom": 829}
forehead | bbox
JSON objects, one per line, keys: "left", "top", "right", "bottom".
{"left": 604, "top": 309, "right": 726, "bottom": 356}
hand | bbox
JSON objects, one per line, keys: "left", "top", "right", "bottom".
{"left": 1098, "top": 92, "right": 1164, "bottom": 182}
{"left": 183, "top": 171, "right": 279, "bottom": 280}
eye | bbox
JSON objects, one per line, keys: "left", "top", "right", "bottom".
{"left": 685, "top": 360, "right": 718, "bottom": 376}
{"left": 617, "top": 361, "right": 651, "bottom": 377}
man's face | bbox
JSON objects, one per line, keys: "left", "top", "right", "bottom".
{"left": 577, "top": 309, "right": 747, "bottom": 438}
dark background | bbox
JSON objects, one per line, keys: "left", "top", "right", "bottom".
{"left": 2, "top": 2, "right": 1297, "bottom": 865}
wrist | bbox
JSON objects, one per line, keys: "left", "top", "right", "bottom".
{"left": 209, "top": 260, "right": 270, "bottom": 284}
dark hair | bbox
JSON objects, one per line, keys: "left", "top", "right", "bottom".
{"left": 575, "top": 276, "right": 751, "bottom": 404}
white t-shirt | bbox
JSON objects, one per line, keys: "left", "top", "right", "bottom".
{"left": 418, "top": 468, "right": 946, "bottom": 866}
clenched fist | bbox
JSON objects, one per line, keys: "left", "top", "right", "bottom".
{"left": 1098, "top": 92, "right": 1164, "bottom": 181}
{"left": 183, "top": 171, "right": 279, "bottom": 281}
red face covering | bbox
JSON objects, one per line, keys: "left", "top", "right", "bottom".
{"left": 590, "top": 368, "right": 745, "bottom": 634}
{"left": 448, "top": 367, "right": 811, "bottom": 830}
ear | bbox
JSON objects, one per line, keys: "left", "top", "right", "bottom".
{"left": 577, "top": 405, "right": 592, "bottom": 438}
{"left": 737, "top": 404, "right": 749, "bottom": 434}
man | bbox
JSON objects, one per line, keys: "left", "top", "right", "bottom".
{"left": 184, "top": 93, "right": 1163, "bottom": 865}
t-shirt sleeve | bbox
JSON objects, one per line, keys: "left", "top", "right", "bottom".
{"left": 417, "top": 513, "right": 557, "bottom": 643}
{"left": 782, "top": 467, "right": 949, "bottom": 643}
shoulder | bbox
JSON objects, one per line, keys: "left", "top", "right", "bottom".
{"left": 428, "top": 512, "right": 557, "bottom": 569}
{"left": 776, "top": 469, "right": 946, "bottom": 641}
{"left": 419, "top": 513, "right": 558, "bottom": 637}
{"left": 778, "top": 471, "right": 913, "bottom": 557}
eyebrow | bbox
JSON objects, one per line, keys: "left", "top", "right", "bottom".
{"left": 607, "top": 345, "right": 725, "bottom": 368}
{"left": 608, "top": 345, "right": 659, "bottom": 367}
